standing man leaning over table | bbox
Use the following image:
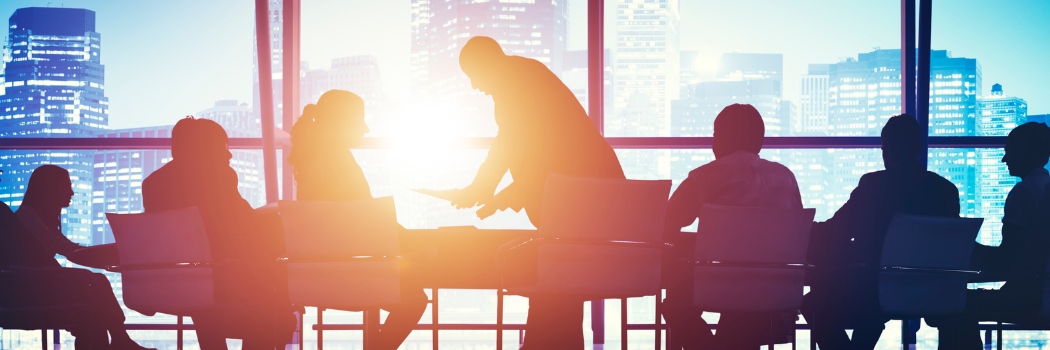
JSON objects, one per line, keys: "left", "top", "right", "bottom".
{"left": 448, "top": 36, "right": 625, "bottom": 350}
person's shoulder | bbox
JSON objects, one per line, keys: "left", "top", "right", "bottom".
{"left": 921, "top": 170, "right": 956, "bottom": 190}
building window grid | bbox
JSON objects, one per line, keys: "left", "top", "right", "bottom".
{"left": 0, "top": 1, "right": 1008, "bottom": 186}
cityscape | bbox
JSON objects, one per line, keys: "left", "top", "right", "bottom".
{"left": 0, "top": 1, "right": 1048, "bottom": 349}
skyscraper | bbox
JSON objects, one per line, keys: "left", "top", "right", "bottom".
{"left": 0, "top": 7, "right": 108, "bottom": 249}
{"left": 975, "top": 83, "right": 1026, "bottom": 245}
{"left": 609, "top": 0, "right": 681, "bottom": 138}
{"left": 409, "top": 0, "right": 568, "bottom": 135}
{"left": 826, "top": 49, "right": 980, "bottom": 216}
{"left": 92, "top": 126, "right": 173, "bottom": 245}
{"left": 799, "top": 64, "right": 830, "bottom": 135}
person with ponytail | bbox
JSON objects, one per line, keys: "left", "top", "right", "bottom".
{"left": 288, "top": 90, "right": 427, "bottom": 350}
{"left": 12, "top": 165, "right": 152, "bottom": 350}
{"left": 933, "top": 122, "right": 1050, "bottom": 349}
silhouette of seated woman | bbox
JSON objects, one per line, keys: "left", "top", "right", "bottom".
{"left": 6, "top": 164, "right": 152, "bottom": 350}
{"left": 287, "top": 90, "right": 427, "bottom": 350}
{"left": 141, "top": 117, "right": 294, "bottom": 350}
{"left": 932, "top": 122, "right": 1050, "bottom": 349}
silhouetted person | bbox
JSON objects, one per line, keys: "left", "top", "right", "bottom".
{"left": 801, "top": 115, "right": 960, "bottom": 350}
{"left": 662, "top": 104, "right": 803, "bottom": 350}
{"left": 142, "top": 117, "right": 294, "bottom": 350}
{"left": 287, "top": 90, "right": 427, "bottom": 350}
{"left": 449, "top": 36, "right": 625, "bottom": 350}
{"left": 4, "top": 165, "right": 152, "bottom": 350}
{"left": 931, "top": 122, "right": 1050, "bottom": 349}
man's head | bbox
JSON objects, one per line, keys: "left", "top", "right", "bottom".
{"left": 881, "top": 114, "right": 923, "bottom": 168}
{"left": 1002, "top": 122, "right": 1050, "bottom": 178}
{"left": 171, "top": 116, "right": 232, "bottom": 166}
{"left": 459, "top": 36, "right": 507, "bottom": 95}
{"left": 712, "top": 104, "right": 765, "bottom": 159}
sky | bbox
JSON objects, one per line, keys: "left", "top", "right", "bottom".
{"left": 0, "top": 0, "right": 1047, "bottom": 129}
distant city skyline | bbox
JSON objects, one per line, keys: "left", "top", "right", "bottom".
{"left": 0, "top": 0, "right": 1046, "bottom": 129}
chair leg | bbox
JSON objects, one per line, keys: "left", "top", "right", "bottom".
{"left": 769, "top": 314, "right": 775, "bottom": 350}
{"left": 432, "top": 288, "right": 439, "bottom": 350}
{"left": 996, "top": 322, "right": 1002, "bottom": 350}
{"left": 900, "top": 319, "right": 910, "bottom": 350}
{"left": 654, "top": 296, "right": 661, "bottom": 350}
{"left": 40, "top": 329, "right": 46, "bottom": 350}
{"left": 592, "top": 300, "right": 605, "bottom": 345}
{"left": 317, "top": 308, "right": 324, "bottom": 350}
{"left": 177, "top": 316, "right": 184, "bottom": 350}
{"left": 299, "top": 311, "right": 305, "bottom": 350}
{"left": 620, "top": 298, "right": 627, "bottom": 350}
{"left": 496, "top": 289, "right": 504, "bottom": 350}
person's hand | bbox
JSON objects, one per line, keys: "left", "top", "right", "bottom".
{"left": 475, "top": 191, "right": 521, "bottom": 220}
{"left": 449, "top": 186, "right": 492, "bottom": 209}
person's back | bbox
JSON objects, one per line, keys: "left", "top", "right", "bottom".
{"left": 803, "top": 115, "right": 960, "bottom": 350}
{"left": 811, "top": 161, "right": 959, "bottom": 267}
{"left": 662, "top": 104, "right": 803, "bottom": 350}
{"left": 140, "top": 117, "right": 291, "bottom": 350}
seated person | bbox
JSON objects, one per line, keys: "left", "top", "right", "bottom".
{"left": 801, "top": 115, "right": 960, "bottom": 350}
{"left": 5, "top": 165, "right": 151, "bottom": 350}
{"left": 287, "top": 90, "right": 427, "bottom": 350}
{"left": 662, "top": 104, "right": 803, "bottom": 350}
{"left": 142, "top": 117, "right": 294, "bottom": 350}
{"left": 932, "top": 122, "right": 1050, "bottom": 350}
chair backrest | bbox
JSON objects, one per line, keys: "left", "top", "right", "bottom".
{"left": 107, "top": 207, "right": 217, "bottom": 315}
{"left": 691, "top": 204, "right": 815, "bottom": 312}
{"left": 279, "top": 197, "right": 401, "bottom": 309}
{"left": 1033, "top": 185, "right": 1050, "bottom": 321}
{"left": 534, "top": 174, "right": 671, "bottom": 299}
{"left": 878, "top": 213, "right": 983, "bottom": 316}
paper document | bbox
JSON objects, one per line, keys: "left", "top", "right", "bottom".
{"left": 411, "top": 188, "right": 461, "bottom": 202}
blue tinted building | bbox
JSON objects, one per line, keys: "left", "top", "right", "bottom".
{"left": 0, "top": 7, "right": 107, "bottom": 250}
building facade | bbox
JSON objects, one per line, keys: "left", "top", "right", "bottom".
{"left": 826, "top": 49, "right": 981, "bottom": 217}
{"left": 799, "top": 63, "right": 830, "bottom": 135}
{"left": 0, "top": 7, "right": 108, "bottom": 249}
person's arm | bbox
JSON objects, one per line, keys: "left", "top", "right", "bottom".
{"left": 451, "top": 131, "right": 511, "bottom": 209}
{"left": 19, "top": 211, "right": 84, "bottom": 259}
{"left": 807, "top": 174, "right": 871, "bottom": 266}
{"left": 665, "top": 169, "right": 710, "bottom": 233}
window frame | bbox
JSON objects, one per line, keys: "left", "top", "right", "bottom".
{"left": 0, "top": 0, "right": 1005, "bottom": 202}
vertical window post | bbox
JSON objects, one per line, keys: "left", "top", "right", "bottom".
{"left": 917, "top": 0, "right": 933, "bottom": 167}
{"left": 255, "top": 0, "right": 279, "bottom": 203}
{"left": 283, "top": 0, "right": 301, "bottom": 200}
{"left": 588, "top": 0, "right": 605, "bottom": 135}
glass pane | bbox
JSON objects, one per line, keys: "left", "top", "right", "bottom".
{"left": 605, "top": 0, "right": 899, "bottom": 138}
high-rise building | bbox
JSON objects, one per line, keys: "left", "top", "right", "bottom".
{"left": 0, "top": 7, "right": 108, "bottom": 249}
{"left": 826, "top": 49, "right": 980, "bottom": 216}
{"left": 799, "top": 64, "right": 830, "bottom": 135}
{"left": 91, "top": 126, "right": 173, "bottom": 245}
{"left": 195, "top": 100, "right": 266, "bottom": 208}
{"left": 409, "top": 0, "right": 568, "bottom": 135}
{"left": 975, "top": 83, "right": 1026, "bottom": 245}
{"left": 609, "top": 0, "right": 681, "bottom": 138}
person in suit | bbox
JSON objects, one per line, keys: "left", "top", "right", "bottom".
{"left": 801, "top": 114, "right": 960, "bottom": 350}
{"left": 661, "top": 104, "right": 804, "bottom": 350}
{"left": 3, "top": 165, "right": 152, "bottom": 350}
{"left": 930, "top": 122, "right": 1050, "bottom": 349}
{"left": 287, "top": 89, "right": 427, "bottom": 350}
{"left": 448, "top": 36, "right": 625, "bottom": 350}
{"left": 141, "top": 117, "right": 294, "bottom": 350}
